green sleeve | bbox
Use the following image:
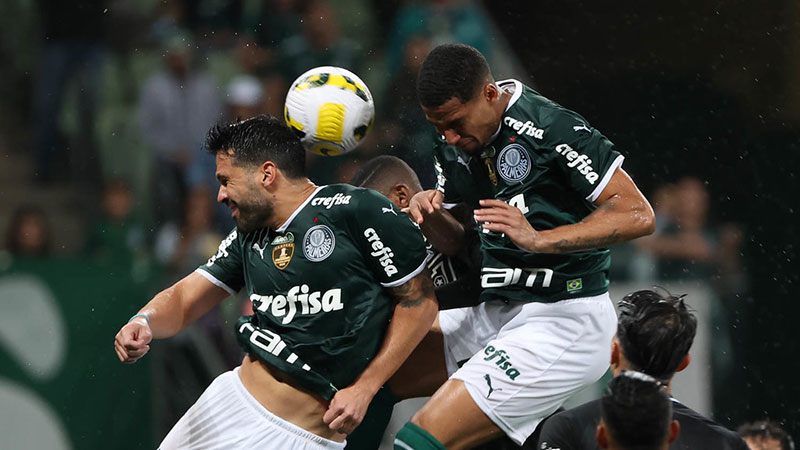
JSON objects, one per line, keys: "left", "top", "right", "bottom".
{"left": 351, "top": 188, "right": 430, "bottom": 287}
{"left": 544, "top": 109, "right": 625, "bottom": 202}
{"left": 196, "top": 228, "right": 244, "bottom": 294}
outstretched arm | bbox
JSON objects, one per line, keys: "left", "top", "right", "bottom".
{"left": 113, "top": 271, "right": 231, "bottom": 363}
{"left": 475, "top": 168, "right": 655, "bottom": 253}
{"left": 323, "top": 271, "right": 438, "bottom": 434}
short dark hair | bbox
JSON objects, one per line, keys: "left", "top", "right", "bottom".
{"left": 738, "top": 420, "right": 795, "bottom": 450}
{"left": 349, "top": 155, "right": 422, "bottom": 194}
{"left": 417, "top": 43, "right": 492, "bottom": 109}
{"left": 616, "top": 289, "right": 697, "bottom": 381}
{"left": 601, "top": 371, "right": 672, "bottom": 450}
{"left": 205, "top": 115, "right": 306, "bottom": 178}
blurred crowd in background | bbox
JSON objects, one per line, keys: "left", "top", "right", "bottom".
{"left": 0, "top": 0, "right": 791, "bottom": 448}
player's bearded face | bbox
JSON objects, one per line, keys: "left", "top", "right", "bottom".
{"left": 215, "top": 153, "right": 273, "bottom": 233}
{"left": 230, "top": 178, "right": 273, "bottom": 233}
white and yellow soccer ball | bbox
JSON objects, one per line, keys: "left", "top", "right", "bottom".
{"left": 284, "top": 66, "right": 375, "bottom": 156}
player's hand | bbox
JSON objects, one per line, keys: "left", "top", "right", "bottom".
{"left": 403, "top": 189, "right": 444, "bottom": 224}
{"left": 322, "top": 383, "right": 377, "bottom": 435}
{"left": 474, "top": 199, "right": 540, "bottom": 252}
{"left": 114, "top": 317, "right": 153, "bottom": 364}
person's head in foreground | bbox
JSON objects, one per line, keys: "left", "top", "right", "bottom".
{"left": 416, "top": 43, "right": 507, "bottom": 154}
{"left": 205, "top": 115, "right": 307, "bottom": 233}
{"left": 612, "top": 289, "right": 697, "bottom": 386}
{"left": 597, "top": 371, "right": 679, "bottom": 450}
{"left": 349, "top": 155, "right": 422, "bottom": 209}
{"left": 738, "top": 420, "right": 795, "bottom": 450}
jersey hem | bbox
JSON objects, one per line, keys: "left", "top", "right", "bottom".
{"left": 195, "top": 268, "right": 236, "bottom": 295}
{"left": 380, "top": 254, "right": 431, "bottom": 288}
{"left": 586, "top": 154, "right": 624, "bottom": 203}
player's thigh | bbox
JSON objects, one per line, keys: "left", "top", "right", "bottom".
{"left": 448, "top": 295, "right": 617, "bottom": 444}
{"left": 388, "top": 316, "right": 448, "bottom": 399}
{"left": 410, "top": 379, "right": 504, "bottom": 450}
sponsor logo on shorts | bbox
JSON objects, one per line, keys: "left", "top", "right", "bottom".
{"left": 303, "top": 225, "right": 335, "bottom": 262}
{"left": 364, "top": 228, "right": 398, "bottom": 277}
{"left": 555, "top": 143, "right": 600, "bottom": 185}
{"left": 496, "top": 144, "right": 531, "bottom": 183}
{"left": 483, "top": 345, "right": 521, "bottom": 380}
{"left": 251, "top": 285, "right": 343, "bottom": 324}
{"left": 310, "top": 193, "right": 351, "bottom": 209}
{"left": 483, "top": 374, "right": 503, "bottom": 399}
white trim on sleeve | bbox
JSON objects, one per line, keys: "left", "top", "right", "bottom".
{"left": 195, "top": 268, "right": 236, "bottom": 295}
{"left": 380, "top": 254, "right": 431, "bottom": 288}
{"left": 442, "top": 202, "right": 460, "bottom": 209}
{"left": 586, "top": 154, "right": 625, "bottom": 203}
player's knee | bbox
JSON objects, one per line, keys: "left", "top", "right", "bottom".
{"left": 394, "top": 422, "right": 446, "bottom": 450}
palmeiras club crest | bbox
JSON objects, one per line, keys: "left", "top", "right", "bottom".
{"left": 303, "top": 225, "right": 335, "bottom": 262}
{"left": 496, "top": 144, "right": 531, "bottom": 183}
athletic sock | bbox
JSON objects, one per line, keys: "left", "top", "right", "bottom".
{"left": 394, "top": 422, "right": 447, "bottom": 450}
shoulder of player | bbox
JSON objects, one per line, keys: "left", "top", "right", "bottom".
{"left": 672, "top": 400, "right": 744, "bottom": 443}
{"left": 503, "top": 82, "right": 594, "bottom": 147}
{"left": 543, "top": 399, "right": 601, "bottom": 430}
{"left": 314, "top": 184, "right": 393, "bottom": 215}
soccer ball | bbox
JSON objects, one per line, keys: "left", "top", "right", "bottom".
{"left": 284, "top": 66, "right": 375, "bottom": 156}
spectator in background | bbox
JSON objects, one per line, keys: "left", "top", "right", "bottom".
{"left": 246, "top": 0, "right": 302, "bottom": 48}
{"left": 187, "top": 75, "right": 264, "bottom": 233}
{"left": 154, "top": 186, "right": 224, "bottom": 279}
{"left": 138, "top": 29, "right": 223, "bottom": 225}
{"left": 635, "top": 177, "right": 715, "bottom": 280}
{"left": 4, "top": 206, "right": 52, "bottom": 258}
{"left": 32, "top": 0, "right": 106, "bottom": 187}
{"left": 596, "top": 372, "right": 679, "bottom": 450}
{"left": 378, "top": 35, "right": 438, "bottom": 188}
{"left": 738, "top": 420, "right": 795, "bottom": 450}
{"left": 385, "top": 0, "right": 493, "bottom": 76}
{"left": 84, "top": 179, "right": 146, "bottom": 268}
{"left": 277, "top": 0, "right": 362, "bottom": 82}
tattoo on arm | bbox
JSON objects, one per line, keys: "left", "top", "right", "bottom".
{"left": 388, "top": 272, "right": 434, "bottom": 308}
{"left": 551, "top": 194, "right": 628, "bottom": 252}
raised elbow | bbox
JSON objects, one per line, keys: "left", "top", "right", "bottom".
{"left": 638, "top": 207, "right": 657, "bottom": 237}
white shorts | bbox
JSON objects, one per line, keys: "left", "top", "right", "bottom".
{"left": 159, "top": 368, "right": 346, "bottom": 450}
{"left": 439, "top": 293, "right": 617, "bottom": 444}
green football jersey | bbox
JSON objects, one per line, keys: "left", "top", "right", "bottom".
{"left": 434, "top": 79, "right": 625, "bottom": 303}
{"left": 197, "top": 184, "right": 428, "bottom": 400}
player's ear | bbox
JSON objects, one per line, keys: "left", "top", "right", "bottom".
{"left": 668, "top": 419, "right": 681, "bottom": 443}
{"left": 394, "top": 184, "right": 411, "bottom": 209}
{"left": 676, "top": 354, "right": 691, "bottom": 372}
{"left": 484, "top": 82, "right": 499, "bottom": 102}
{"left": 610, "top": 338, "right": 620, "bottom": 369}
{"left": 260, "top": 161, "right": 277, "bottom": 187}
{"left": 596, "top": 422, "right": 609, "bottom": 448}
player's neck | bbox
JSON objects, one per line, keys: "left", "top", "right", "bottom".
{"left": 268, "top": 178, "right": 318, "bottom": 230}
